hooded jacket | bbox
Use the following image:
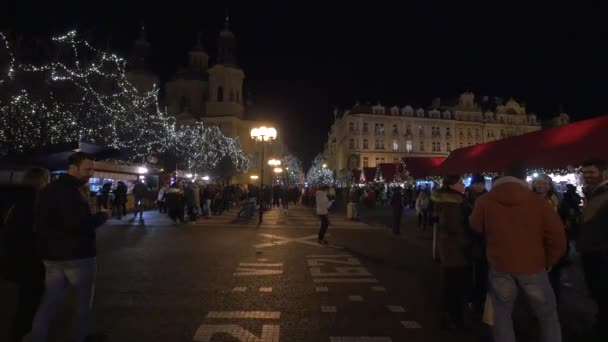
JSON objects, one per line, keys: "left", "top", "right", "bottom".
{"left": 316, "top": 190, "right": 330, "bottom": 215}
{"left": 470, "top": 176, "right": 566, "bottom": 274}
{"left": 35, "top": 174, "right": 107, "bottom": 260}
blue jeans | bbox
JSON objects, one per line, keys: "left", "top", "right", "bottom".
{"left": 31, "top": 258, "right": 97, "bottom": 342}
{"left": 489, "top": 267, "right": 561, "bottom": 342}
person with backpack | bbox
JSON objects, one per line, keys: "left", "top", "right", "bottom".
{"left": 2, "top": 168, "right": 49, "bottom": 342}
{"left": 416, "top": 190, "right": 431, "bottom": 231}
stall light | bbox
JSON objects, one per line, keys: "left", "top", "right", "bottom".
{"left": 202, "top": 176, "right": 210, "bottom": 181}
{"left": 186, "top": 173, "right": 193, "bottom": 178}
{"left": 533, "top": 172, "right": 539, "bottom": 178}
{"left": 137, "top": 166, "right": 148, "bottom": 174}
{"left": 250, "top": 175, "right": 259, "bottom": 180}
{"left": 138, "top": 175, "right": 145, "bottom": 180}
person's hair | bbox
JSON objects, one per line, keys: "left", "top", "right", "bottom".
{"left": 503, "top": 161, "right": 527, "bottom": 180}
{"left": 68, "top": 152, "right": 93, "bottom": 167}
{"left": 442, "top": 174, "right": 461, "bottom": 188}
{"left": 532, "top": 174, "right": 558, "bottom": 199}
{"left": 22, "top": 167, "right": 50, "bottom": 189}
{"left": 581, "top": 159, "right": 607, "bottom": 171}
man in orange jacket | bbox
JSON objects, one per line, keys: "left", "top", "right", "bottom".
{"left": 470, "top": 162, "right": 566, "bottom": 342}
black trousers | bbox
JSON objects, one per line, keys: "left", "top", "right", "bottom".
{"left": 418, "top": 210, "right": 429, "bottom": 230}
{"left": 318, "top": 215, "right": 329, "bottom": 241}
{"left": 169, "top": 206, "right": 185, "bottom": 223}
{"left": 442, "top": 266, "right": 471, "bottom": 325}
{"left": 9, "top": 263, "right": 45, "bottom": 342}
{"left": 582, "top": 252, "right": 608, "bottom": 334}
{"left": 392, "top": 207, "right": 403, "bottom": 234}
{"left": 157, "top": 200, "right": 167, "bottom": 213}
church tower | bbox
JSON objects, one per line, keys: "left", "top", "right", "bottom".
{"left": 206, "top": 15, "right": 245, "bottom": 119}
{"left": 126, "top": 24, "right": 159, "bottom": 94}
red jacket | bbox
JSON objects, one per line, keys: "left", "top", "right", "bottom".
{"left": 470, "top": 176, "right": 566, "bottom": 274}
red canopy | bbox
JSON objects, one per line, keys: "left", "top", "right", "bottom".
{"left": 402, "top": 157, "right": 445, "bottom": 179}
{"left": 378, "top": 163, "right": 398, "bottom": 181}
{"left": 363, "top": 167, "right": 376, "bottom": 182}
{"left": 439, "top": 115, "right": 608, "bottom": 174}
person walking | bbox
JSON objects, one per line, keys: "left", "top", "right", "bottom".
{"left": 577, "top": 159, "right": 608, "bottom": 339}
{"left": 157, "top": 183, "right": 169, "bottom": 214}
{"left": 431, "top": 175, "right": 471, "bottom": 330}
{"left": 415, "top": 191, "right": 431, "bottom": 231}
{"left": 470, "top": 162, "right": 566, "bottom": 342}
{"left": 184, "top": 182, "right": 199, "bottom": 222}
{"left": 390, "top": 187, "right": 404, "bottom": 235}
{"left": 132, "top": 179, "right": 148, "bottom": 219}
{"left": 165, "top": 182, "right": 185, "bottom": 223}
{"left": 113, "top": 181, "right": 127, "bottom": 219}
{"left": 316, "top": 185, "right": 331, "bottom": 244}
{"left": 31, "top": 152, "right": 109, "bottom": 342}
{"left": 464, "top": 174, "right": 488, "bottom": 313}
{"left": 2, "top": 168, "right": 49, "bottom": 342}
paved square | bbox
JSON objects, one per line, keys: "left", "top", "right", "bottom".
{"left": 371, "top": 286, "right": 386, "bottom": 292}
{"left": 321, "top": 306, "right": 338, "bottom": 313}
{"left": 348, "top": 295, "right": 364, "bottom": 302}
{"left": 232, "top": 286, "right": 247, "bottom": 292}
{"left": 386, "top": 305, "right": 406, "bottom": 313}
{"left": 401, "top": 321, "right": 422, "bottom": 329}
{"left": 259, "top": 287, "right": 273, "bottom": 293}
{"left": 315, "top": 286, "right": 329, "bottom": 292}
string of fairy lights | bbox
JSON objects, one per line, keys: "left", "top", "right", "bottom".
{"left": 306, "top": 154, "right": 334, "bottom": 185}
{"left": 0, "top": 30, "right": 249, "bottom": 173}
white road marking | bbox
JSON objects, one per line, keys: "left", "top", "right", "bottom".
{"left": 206, "top": 311, "right": 281, "bottom": 319}
{"left": 254, "top": 234, "right": 320, "bottom": 248}
{"left": 315, "top": 286, "right": 329, "bottom": 292}
{"left": 307, "top": 258, "right": 361, "bottom": 266}
{"left": 348, "top": 295, "right": 364, "bottom": 302}
{"left": 329, "top": 337, "right": 392, "bottom": 342}
{"left": 371, "top": 286, "right": 386, "bottom": 292}
{"left": 321, "top": 305, "right": 338, "bottom": 313}
{"left": 314, "top": 278, "right": 378, "bottom": 283}
{"left": 259, "top": 287, "right": 273, "bottom": 293}
{"left": 239, "top": 262, "right": 283, "bottom": 267}
{"left": 233, "top": 268, "right": 284, "bottom": 276}
{"left": 401, "top": 321, "right": 422, "bottom": 329}
{"left": 232, "top": 286, "right": 247, "bottom": 292}
{"left": 386, "top": 305, "right": 406, "bottom": 313}
{"left": 310, "top": 267, "right": 372, "bottom": 277}
{"left": 193, "top": 324, "right": 280, "bottom": 342}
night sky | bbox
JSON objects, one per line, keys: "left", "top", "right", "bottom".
{"left": 2, "top": 2, "right": 606, "bottom": 166}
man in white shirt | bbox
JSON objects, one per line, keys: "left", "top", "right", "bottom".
{"left": 316, "top": 185, "right": 331, "bottom": 244}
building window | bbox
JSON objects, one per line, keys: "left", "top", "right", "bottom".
{"left": 392, "top": 124, "right": 398, "bottom": 134}
{"left": 459, "top": 142, "right": 464, "bottom": 148}
{"left": 375, "top": 157, "right": 381, "bottom": 166}
{"left": 446, "top": 142, "right": 451, "bottom": 152}
{"left": 381, "top": 157, "right": 385, "bottom": 163}
{"left": 446, "top": 127, "right": 451, "bottom": 137}
{"left": 349, "top": 122, "right": 355, "bottom": 132}
{"left": 363, "top": 157, "right": 369, "bottom": 167}
{"left": 419, "top": 126, "right": 424, "bottom": 136}
{"left": 375, "top": 139, "right": 385, "bottom": 150}
{"left": 362, "top": 123, "right": 369, "bottom": 133}
{"left": 467, "top": 128, "right": 472, "bottom": 137}
{"left": 363, "top": 139, "right": 369, "bottom": 149}
{"left": 406, "top": 124, "right": 412, "bottom": 135}
{"left": 406, "top": 140, "right": 413, "bottom": 152}
{"left": 349, "top": 139, "right": 355, "bottom": 149}
{"left": 419, "top": 141, "right": 425, "bottom": 151}
{"left": 475, "top": 128, "right": 480, "bottom": 137}
{"left": 375, "top": 123, "right": 385, "bottom": 134}
{"left": 432, "top": 142, "right": 437, "bottom": 151}
{"left": 392, "top": 139, "right": 399, "bottom": 151}
{"left": 217, "top": 86, "right": 224, "bottom": 102}
{"left": 459, "top": 128, "right": 464, "bottom": 137}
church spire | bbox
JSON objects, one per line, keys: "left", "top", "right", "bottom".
{"left": 217, "top": 12, "right": 237, "bottom": 66}
{"left": 130, "top": 22, "right": 150, "bottom": 69}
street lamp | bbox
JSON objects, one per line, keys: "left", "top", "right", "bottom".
{"left": 250, "top": 175, "right": 259, "bottom": 180}
{"left": 268, "top": 159, "right": 281, "bottom": 167}
{"left": 273, "top": 167, "right": 283, "bottom": 173}
{"left": 322, "top": 163, "right": 327, "bottom": 168}
{"left": 251, "top": 126, "right": 277, "bottom": 224}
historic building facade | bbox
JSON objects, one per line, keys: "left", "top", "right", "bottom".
{"left": 323, "top": 92, "right": 564, "bottom": 179}
{"left": 127, "top": 19, "right": 286, "bottom": 184}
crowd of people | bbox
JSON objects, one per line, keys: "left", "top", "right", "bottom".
{"left": 1, "top": 150, "right": 607, "bottom": 341}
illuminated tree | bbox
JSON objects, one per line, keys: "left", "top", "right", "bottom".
{"left": 306, "top": 154, "right": 334, "bottom": 186}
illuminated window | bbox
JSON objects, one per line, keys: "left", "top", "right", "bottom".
{"left": 406, "top": 140, "right": 413, "bottom": 152}
{"left": 392, "top": 139, "right": 399, "bottom": 151}
{"left": 363, "top": 139, "right": 369, "bottom": 149}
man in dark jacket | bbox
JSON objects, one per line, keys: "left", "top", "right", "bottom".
{"left": 464, "top": 173, "right": 488, "bottom": 313}
{"left": 390, "top": 187, "right": 404, "bottom": 235}
{"left": 578, "top": 159, "right": 608, "bottom": 339}
{"left": 31, "top": 152, "right": 108, "bottom": 342}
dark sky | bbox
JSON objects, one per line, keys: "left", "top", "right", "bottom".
{"left": 2, "top": 2, "right": 607, "bottom": 166}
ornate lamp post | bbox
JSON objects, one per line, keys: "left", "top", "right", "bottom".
{"left": 251, "top": 126, "right": 277, "bottom": 224}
